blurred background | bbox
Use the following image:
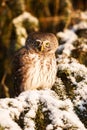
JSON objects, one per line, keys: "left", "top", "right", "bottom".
{"left": 0, "top": 0, "right": 87, "bottom": 98}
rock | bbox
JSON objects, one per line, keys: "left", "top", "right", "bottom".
{"left": 0, "top": 90, "right": 86, "bottom": 130}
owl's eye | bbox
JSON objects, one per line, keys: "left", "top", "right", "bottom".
{"left": 45, "top": 42, "right": 50, "bottom": 47}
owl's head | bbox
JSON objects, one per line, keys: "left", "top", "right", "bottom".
{"left": 25, "top": 32, "right": 58, "bottom": 54}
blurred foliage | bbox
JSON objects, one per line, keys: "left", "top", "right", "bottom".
{"left": 0, "top": 0, "right": 87, "bottom": 98}
{"left": 0, "top": 125, "right": 4, "bottom": 130}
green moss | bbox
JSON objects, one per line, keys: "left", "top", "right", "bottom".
{"left": 35, "top": 102, "right": 51, "bottom": 130}
{"left": 57, "top": 70, "right": 76, "bottom": 100}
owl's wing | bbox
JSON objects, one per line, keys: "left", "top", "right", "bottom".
{"left": 12, "top": 47, "right": 28, "bottom": 96}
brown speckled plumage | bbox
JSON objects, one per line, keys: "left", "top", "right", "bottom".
{"left": 13, "top": 32, "right": 58, "bottom": 96}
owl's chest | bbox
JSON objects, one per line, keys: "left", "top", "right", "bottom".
{"left": 23, "top": 54, "right": 57, "bottom": 90}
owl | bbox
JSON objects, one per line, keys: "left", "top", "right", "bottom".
{"left": 13, "top": 32, "right": 58, "bottom": 96}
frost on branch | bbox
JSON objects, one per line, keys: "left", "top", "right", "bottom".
{"left": 0, "top": 90, "right": 86, "bottom": 130}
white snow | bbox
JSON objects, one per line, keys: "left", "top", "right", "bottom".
{"left": 0, "top": 90, "right": 86, "bottom": 129}
{"left": 73, "top": 21, "right": 87, "bottom": 31}
{"left": 56, "top": 29, "right": 78, "bottom": 56}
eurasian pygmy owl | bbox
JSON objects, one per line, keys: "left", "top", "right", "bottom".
{"left": 13, "top": 32, "right": 58, "bottom": 96}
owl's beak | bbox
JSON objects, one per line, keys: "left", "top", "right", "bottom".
{"left": 41, "top": 44, "right": 44, "bottom": 51}
{"left": 41, "top": 40, "right": 50, "bottom": 51}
